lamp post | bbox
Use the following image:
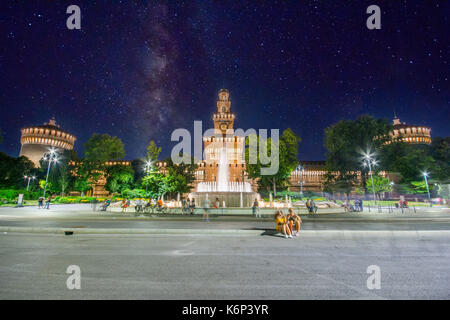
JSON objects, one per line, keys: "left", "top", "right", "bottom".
{"left": 144, "top": 160, "right": 153, "bottom": 197}
{"left": 296, "top": 164, "right": 304, "bottom": 200}
{"left": 422, "top": 172, "right": 432, "bottom": 207}
{"left": 390, "top": 181, "right": 394, "bottom": 199}
{"left": 24, "top": 175, "right": 36, "bottom": 191}
{"left": 42, "top": 149, "right": 58, "bottom": 199}
{"left": 363, "top": 153, "right": 377, "bottom": 204}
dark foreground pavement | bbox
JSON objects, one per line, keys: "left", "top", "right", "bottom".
{"left": 1, "top": 232, "right": 449, "bottom": 299}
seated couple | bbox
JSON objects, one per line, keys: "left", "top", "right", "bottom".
{"left": 274, "top": 208, "right": 302, "bottom": 239}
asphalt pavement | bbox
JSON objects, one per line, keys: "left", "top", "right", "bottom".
{"left": 1, "top": 232, "right": 449, "bottom": 299}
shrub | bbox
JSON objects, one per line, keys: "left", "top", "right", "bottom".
{"left": 0, "top": 189, "right": 41, "bottom": 201}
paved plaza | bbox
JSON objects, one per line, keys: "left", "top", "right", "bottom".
{"left": 1, "top": 232, "right": 450, "bottom": 299}
{"left": 1, "top": 204, "right": 449, "bottom": 299}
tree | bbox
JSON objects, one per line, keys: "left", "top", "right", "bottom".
{"left": 84, "top": 133, "right": 125, "bottom": 162}
{"left": 379, "top": 142, "right": 436, "bottom": 183}
{"left": 324, "top": 115, "right": 392, "bottom": 197}
{"left": 39, "top": 149, "right": 77, "bottom": 196}
{"left": 142, "top": 173, "right": 170, "bottom": 199}
{"left": 146, "top": 140, "right": 161, "bottom": 163}
{"left": 162, "top": 156, "right": 198, "bottom": 196}
{"left": 245, "top": 128, "right": 301, "bottom": 195}
{"left": 72, "top": 160, "right": 102, "bottom": 195}
{"left": 0, "top": 152, "right": 36, "bottom": 188}
{"left": 366, "top": 175, "right": 393, "bottom": 199}
{"left": 104, "top": 165, "right": 134, "bottom": 194}
{"left": 430, "top": 137, "right": 450, "bottom": 183}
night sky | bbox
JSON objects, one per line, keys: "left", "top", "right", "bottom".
{"left": 0, "top": 1, "right": 448, "bottom": 161}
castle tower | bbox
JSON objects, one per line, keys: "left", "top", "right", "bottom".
{"left": 201, "top": 89, "right": 246, "bottom": 183}
{"left": 213, "top": 89, "right": 235, "bottom": 135}
{"left": 19, "top": 117, "right": 76, "bottom": 167}
{"left": 388, "top": 116, "right": 432, "bottom": 145}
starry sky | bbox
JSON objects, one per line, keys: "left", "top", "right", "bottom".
{"left": 0, "top": 1, "right": 448, "bottom": 161}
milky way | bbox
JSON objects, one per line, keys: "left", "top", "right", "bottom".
{"left": 0, "top": 1, "right": 448, "bottom": 161}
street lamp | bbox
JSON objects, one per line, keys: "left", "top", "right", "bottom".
{"left": 24, "top": 175, "right": 36, "bottom": 191}
{"left": 362, "top": 153, "right": 377, "bottom": 204}
{"left": 42, "top": 148, "right": 58, "bottom": 199}
{"left": 390, "top": 181, "right": 394, "bottom": 199}
{"left": 422, "top": 171, "right": 432, "bottom": 207}
{"left": 144, "top": 160, "right": 153, "bottom": 197}
{"left": 296, "top": 164, "right": 304, "bottom": 199}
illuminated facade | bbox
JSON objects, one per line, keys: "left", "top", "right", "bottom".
{"left": 387, "top": 117, "right": 432, "bottom": 145}
{"left": 202, "top": 89, "right": 248, "bottom": 184}
{"left": 69, "top": 160, "right": 131, "bottom": 197}
{"left": 19, "top": 117, "right": 76, "bottom": 167}
{"left": 157, "top": 89, "right": 252, "bottom": 192}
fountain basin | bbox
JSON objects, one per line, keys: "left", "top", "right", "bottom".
{"left": 190, "top": 191, "right": 259, "bottom": 208}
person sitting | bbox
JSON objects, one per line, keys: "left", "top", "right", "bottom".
{"left": 274, "top": 210, "right": 293, "bottom": 239}
{"left": 305, "top": 199, "right": 311, "bottom": 213}
{"left": 157, "top": 198, "right": 163, "bottom": 208}
{"left": 287, "top": 208, "right": 302, "bottom": 236}
{"left": 121, "top": 199, "right": 127, "bottom": 212}
{"left": 100, "top": 199, "right": 111, "bottom": 211}
{"left": 135, "top": 198, "right": 143, "bottom": 212}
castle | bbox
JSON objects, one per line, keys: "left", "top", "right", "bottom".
{"left": 18, "top": 91, "right": 433, "bottom": 196}
{"left": 19, "top": 117, "right": 76, "bottom": 167}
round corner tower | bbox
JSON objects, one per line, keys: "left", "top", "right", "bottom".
{"left": 19, "top": 117, "right": 76, "bottom": 167}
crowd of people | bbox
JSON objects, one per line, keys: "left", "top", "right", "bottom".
{"left": 343, "top": 199, "right": 364, "bottom": 212}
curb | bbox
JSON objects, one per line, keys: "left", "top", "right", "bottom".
{"left": 0, "top": 226, "right": 263, "bottom": 235}
{"left": 1, "top": 226, "right": 450, "bottom": 237}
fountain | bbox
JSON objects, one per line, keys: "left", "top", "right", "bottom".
{"left": 192, "top": 147, "right": 258, "bottom": 208}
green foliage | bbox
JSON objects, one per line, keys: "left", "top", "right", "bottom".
{"left": 146, "top": 140, "right": 161, "bottom": 163}
{"left": 409, "top": 181, "right": 434, "bottom": 194}
{"left": 366, "top": 175, "right": 393, "bottom": 197}
{"left": 163, "top": 156, "right": 198, "bottom": 195}
{"left": 324, "top": 115, "right": 392, "bottom": 195}
{"left": 0, "top": 189, "right": 40, "bottom": 201}
{"left": 379, "top": 142, "right": 436, "bottom": 183}
{"left": 245, "top": 128, "right": 301, "bottom": 195}
{"left": 0, "top": 152, "right": 36, "bottom": 189}
{"left": 122, "top": 188, "right": 147, "bottom": 199}
{"left": 84, "top": 133, "right": 125, "bottom": 162}
{"left": 104, "top": 165, "right": 134, "bottom": 194}
{"left": 38, "top": 149, "right": 76, "bottom": 195}
{"left": 52, "top": 196, "right": 98, "bottom": 204}
{"left": 430, "top": 137, "right": 450, "bottom": 183}
{"left": 72, "top": 160, "right": 102, "bottom": 193}
{"left": 142, "top": 173, "right": 170, "bottom": 198}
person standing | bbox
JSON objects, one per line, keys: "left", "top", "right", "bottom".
{"left": 311, "top": 199, "right": 317, "bottom": 214}
{"left": 203, "top": 198, "right": 210, "bottom": 222}
{"left": 214, "top": 198, "right": 219, "bottom": 209}
{"left": 38, "top": 197, "right": 44, "bottom": 209}
{"left": 189, "top": 199, "right": 196, "bottom": 215}
{"left": 252, "top": 199, "right": 260, "bottom": 217}
{"left": 181, "top": 199, "right": 187, "bottom": 214}
{"left": 44, "top": 196, "right": 51, "bottom": 210}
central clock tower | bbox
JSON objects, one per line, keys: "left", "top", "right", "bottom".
{"left": 213, "top": 89, "right": 235, "bottom": 135}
